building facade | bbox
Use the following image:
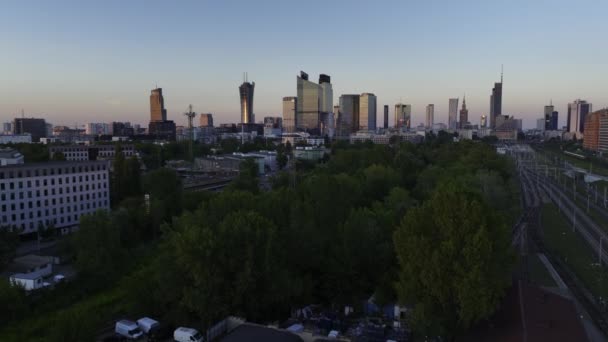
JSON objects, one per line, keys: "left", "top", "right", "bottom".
{"left": 49, "top": 145, "right": 136, "bottom": 161}
{"left": 13, "top": 118, "right": 46, "bottom": 142}
{"left": 359, "top": 93, "right": 377, "bottom": 131}
{"left": 338, "top": 94, "right": 360, "bottom": 136}
{"left": 199, "top": 113, "right": 214, "bottom": 127}
{"left": 282, "top": 97, "right": 297, "bottom": 133}
{"left": 296, "top": 71, "right": 321, "bottom": 133}
{"left": 319, "top": 74, "right": 333, "bottom": 114}
{"left": 448, "top": 98, "right": 459, "bottom": 130}
{"left": 490, "top": 71, "right": 503, "bottom": 128}
{"left": 544, "top": 103, "right": 554, "bottom": 130}
{"left": 425, "top": 104, "right": 434, "bottom": 129}
{"left": 383, "top": 105, "right": 389, "bottom": 129}
{"left": 394, "top": 103, "right": 411, "bottom": 129}
{"left": 150, "top": 88, "right": 167, "bottom": 122}
{"left": 239, "top": 80, "right": 255, "bottom": 124}
{"left": 583, "top": 109, "right": 608, "bottom": 152}
{"left": 0, "top": 160, "right": 110, "bottom": 235}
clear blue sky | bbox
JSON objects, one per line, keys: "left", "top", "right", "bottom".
{"left": 1, "top": 0, "right": 607, "bottom": 129}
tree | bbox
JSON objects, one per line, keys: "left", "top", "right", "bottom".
{"left": 393, "top": 183, "right": 513, "bottom": 338}
{"left": 229, "top": 158, "right": 259, "bottom": 193}
{"left": 0, "top": 226, "right": 20, "bottom": 270}
{"left": 0, "top": 279, "right": 27, "bottom": 324}
{"left": 51, "top": 151, "right": 66, "bottom": 161}
{"left": 143, "top": 167, "right": 183, "bottom": 221}
{"left": 111, "top": 143, "right": 126, "bottom": 206}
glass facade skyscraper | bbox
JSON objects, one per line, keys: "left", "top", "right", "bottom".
{"left": 239, "top": 81, "right": 255, "bottom": 124}
{"left": 359, "top": 93, "right": 377, "bottom": 131}
{"left": 395, "top": 103, "right": 411, "bottom": 129}
{"left": 448, "top": 98, "right": 459, "bottom": 130}
{"left": 282, "top": 96, "right": 297, "bottom": 133}
{"left": 338, "top": 94, "right": 360, "bottom": 136}
{"left": 296, "top": 71, "right": 321, "bottom": 133}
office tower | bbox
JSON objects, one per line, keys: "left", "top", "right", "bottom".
{"left": 490, "top": 68, "right": 503, "bottom": 128}
{"left": 338, "top": 94, "right": 360, "bottom": 136}
{"left": 544, "top": 102, "right": 554, "bottom": 130}
{"left": 297, "top": 71, "right": 321, "bottom": 133}
{"left": 551, "top": 111, "right": 559, "bottom": 130}
{"left": 448, "top": 98, "right": 459, "bottom": 130}
{"left": 459, "top": 97, "right": 469, "bottom": 129}
{"left": 148, "top": 87, "right": 176, "bottom": 140}
{"left": 282, "top": 96, "right": 298, "bottom": 133}
{"left": 359, "top": 93, "right": 377, "bottom": 131}
{"left": 13, "top": 118, "right": 47, "bottom": 142}
{"left": 394, "top": 103, "right": 411, "bottom": 129}
{"left": 537, "top": 118, "right": 546, "bottom": 131}
{"left": 319, "top": 74, "right": 333, "bottom": 114}
{"left": 239, "top": 76, "right": 255, "bottom": 124}
{"left": 583, "top": 110, "right": 608, "bottom": 151}
{"left": 150, "top": 88, "right": 167, "bottom": 121}
{"left": 199, "top": 113, "right": 214, "bottom": 127}
{"left": 383, "top": 105, "right": 389, "bottom": 129}
{"left": 480, "top": 115, "right": 487, "bottom": 128}
{"left": 567, "top": 99, "right": 592, "bottom": 138}
{"left": 425, "top": 104, "right": 434, "bottom": 129}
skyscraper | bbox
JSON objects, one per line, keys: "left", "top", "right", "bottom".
{"left": 425, "top": 104, "right": 434, "bottom": 129}
{"left": 383, "top": 105, "right": 389, "bottom": 129}
{"left": 296, "top": 71, "right": 321, "bottom": 133}
{"left": 459, "top": 97, "right": 469, "bottom": 129}
{"left": 282, "top": 96, "right": 297, "bottom": 133}
{"left": 319, "top": 74, "right": 333, "bottom": 114}
{"left": 150, "top": 88, "right": 167, "bottom": 122}
{"left": 394, "top": 103, "right": 411, "bottom": 129}
{"left": 359, "top": 93, "right": 377, "bottom": 131}
{"left": 567, "top": 99, "right": 592, "bottom": 138}
{"left": 239, "top": 77, "right": 255, "bottom": 124}
{"left": 551, "top": 111, "right": 559, "bottom": 130}
{"left": 448, "top": 98, "right": 459, "bottom": 130}
{"left": 13, "top": 118, "right": 46, "bottom": 142}
{"left": 490, "top": 69, "right": 503, "bottom": 128}
{"left": 199, "top": 113, "right": 214, "bottom": 127}
{"left": 338, "top": 94, "right": 360, "bottom": 136}
{"left": 544, "top": 102, "right": 554, "bottom": 130}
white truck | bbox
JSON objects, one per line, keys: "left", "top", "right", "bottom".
{"left": 136, "top": 317, "right": 160, "bottom": 335}
{"left": 174, "top": 327, "right": 203, "bottom": 342}
{"left": 115, "top": 320, "right": 143, "bottom": 340}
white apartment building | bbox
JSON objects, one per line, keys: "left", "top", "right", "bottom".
{"left": 0, "top": 160, "right": 110, "bottom": 235}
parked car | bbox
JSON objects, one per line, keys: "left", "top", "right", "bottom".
{"left": 136, "top": 317, "right": 159, "bottom": 335}
{"left": 174, "top": 327, "right": 203, "bottom": 342}
{"left": 115, "top": 320, "right": 143, "bottom": 340}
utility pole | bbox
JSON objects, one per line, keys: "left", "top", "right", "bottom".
{"left": 573, "top": 210, "right": 576, "bottom": 232}
{"left": 183, "top": 105, "right": 196, "bottom": 161}
{"left": 600, "top": 237, "right": 603, "bottom": 266}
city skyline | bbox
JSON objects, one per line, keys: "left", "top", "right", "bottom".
{"left": 1, "top": 1, "right": 607, "bottom": 129}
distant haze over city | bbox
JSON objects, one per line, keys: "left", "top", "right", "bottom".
{"left": 1, "top": 1, "right": 606, "bottom": 129}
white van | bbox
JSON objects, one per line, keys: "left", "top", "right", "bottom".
{"left": 174, "top": 327, "right": 203, "bottom": 342}
{"left": 136, "top": 317, "right": 160, "bottom": 334}
{"left": 115, "top": 320, "right": 143, "bottom": 340}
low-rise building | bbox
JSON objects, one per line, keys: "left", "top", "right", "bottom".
{"left": 49, "top": 144, "right": 136, "bottom": 161}
{"left": 0, "top": 134, "right": 32, "bottom": 144}
{"left": 0, "top": 160, "right": 110, "bottom": 235}
{"left": 0, "top": 148, "right": 24, "bottom": 166}
{"left": 8, "top": 254, "right": 54, "bottom": 291}
{"left": 294, "top": 146, "right": 328, "bottom": 161}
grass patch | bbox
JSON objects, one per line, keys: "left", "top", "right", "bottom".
{"left": 541, "top": 203, "right": 608, "bottom": 299}
{"left": 528, "top": 253, "right": 557, "bottom": 287}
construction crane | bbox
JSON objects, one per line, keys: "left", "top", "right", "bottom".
{"left": 183, "top": 104, "right": 196, "bottom": 161}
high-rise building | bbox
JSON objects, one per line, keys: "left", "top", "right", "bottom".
{"left": 148, "top": 87, "right": 176, "bottom": 140}
{"left": 537, "top": 118, "right": 546, "bottom": 131}
{"left": 13, "top": 118, "right": 47, "bottom": 142}
{"left": 583, "top": 109, "right": 608, "bottom": 152}
{"left": 448, "top": 98, "right": 459, "bottom": 130}
{"left": 544, "top": 102, "right": 554, "bottom": 130}
{"left": 150, "top": 88, "right": 167, "bottom": 122}
{"left": 490, "top": 69, "right": 503, "bottom": 128}
{"left": 394, "top": 103, "right": 411, "bottom": 129}
{"left": 359, "top": 93, "right": 377, "bottom": 131}
{"left": 282, "top": 97, "right": 298, "bottom": 133}
{"left": 2, "top": 122, "right": 12, "bottom": 134}
{"left": 551, "top": 111, "right": 559, "bottom": 130}
{"left": 383, "top": 105, "right": 389, "bottom": 129}
{"left": 297, "top": 71, "right": 321, "bottom": 133}
{"left": 459, "top": 97, "right": 469, "bottom": 129}
{"left": 199, "top": 113, "right": 214, "bottom": 127}
{"left": 425, "top": 104, "right": 434, "bottom": 129}
{"left": 319, "top": 74, "right": 333, "bottom": 114}
{"left": 239, "top": 78, "right": 255, "bottom": 124}
{"left": 480, "top": 115, "right": 487, "bottom": 128}
{"left": 567, "top": 99, "right": 592, "bottom": 138}
{"left": 338, "top": 94, "right": 360, "bottom": 136}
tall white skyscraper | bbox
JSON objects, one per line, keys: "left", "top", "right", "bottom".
{"left": 567, "top": 99, "right": 592, "bottom": 139}
{"left": 282, "top": 97, "right": 297, "bottom": 133}
{"left": 448, "top": 98, "right": 459, "bottom": 130}
{"left": 359, "top": 93, "right": 377, "bottom": 131}
{"left": 394, "top": 103, "right": 411, "bottom": 129}
{"left": 425, "top": 104, "right": 434, "bottom": 129}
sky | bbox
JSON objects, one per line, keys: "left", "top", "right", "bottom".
{"left": 1, "top": 0, "right": 607, "bottom": 129}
